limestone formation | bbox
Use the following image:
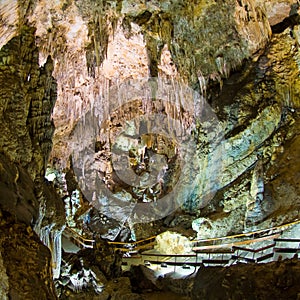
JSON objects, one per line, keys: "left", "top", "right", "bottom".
{"left": 0, "top": 0, "right": 299, "bottom": 299}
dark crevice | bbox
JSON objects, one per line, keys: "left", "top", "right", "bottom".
{"left": 271, "top": 14, "right": 300, "bottom": 34}
{"left": 132, "top": 10, "right": 152, "bottom": 26}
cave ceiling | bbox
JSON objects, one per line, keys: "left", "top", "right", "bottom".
{"left": 0, "top": 0, "right": 300, "bottom": 298}
{"left": 0, "top": 0, "right": 299, "bottom": 240}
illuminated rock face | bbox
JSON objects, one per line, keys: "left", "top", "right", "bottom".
{"left": 0, "top": 0, "right": 300, "bottom": 298}
{"left": 22, "top": 0, "right": 274, "bottom": 167}
{"left": 155, "top": 231, "right": 193, "bottom": 254}
{"left": 27, "top": 0, "right": 298, "bottom": 234}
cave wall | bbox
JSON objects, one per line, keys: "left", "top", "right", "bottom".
{"left": 0, "top": 3, "right": 64, "bottom": 298}
{"left": 1, "top": 0, "right": 298, "bottom": 231}
{"left": 0, "top": 26, "right": 56, "bottom": 221}
{"left": 27, "top": 0, "right": 299, "bottom": 236}
{"left": 0, "top": 0, "right": 299, "bottom": 297}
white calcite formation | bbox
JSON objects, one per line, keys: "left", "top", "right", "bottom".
{"left": 155, "top": 231, "right": 193, "bottom": 254}
{"left": 0, "top": 1, "right": 300, "bottom": 297}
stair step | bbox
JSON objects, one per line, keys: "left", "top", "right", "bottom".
{"left": 232, "top": 255, "right": 255, "bottom": 263}
{"left": 233, "top": 243, "right": 275, "bottom": 253}
{"left": 202, "top": 259, "right": 230, "bottom": 264}
{"left": 274, "top": 247, "right": 299, "bottom": 253}
{"left": 256, "top": 252, "right": 274, "bottom": 262}
{"left": 274, "top": 238, "right": 300, "bottom": 243}
{"left": 194, "top": 249, "right": 234, "bottom": 254}
{"left": 145, "top": 260, "right": 202, "bottom": 267}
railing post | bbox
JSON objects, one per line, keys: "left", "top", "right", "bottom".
{"left": 174, "top": 255, "right": 176, "bottom": 273}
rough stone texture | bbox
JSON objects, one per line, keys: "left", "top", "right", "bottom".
{"left": 29, "top": 0, "right": 298, "bottom": 241}
{"left": 28, "top": 0, "right": 298, "bottom": 236}
{"left": 0, "top": 22, "right": 63, "bottom": 230}
{"left": 0, "top": 0, "right": 19, "bottom": 49}
{"left": 0, "top": 25, "right": 56, "bottom": 181}
{"left": 0, "top": 6, "right": 64, "bottom": 299}
{"left": 0, "top": 153, "right": 39, "bottom": 225}
{"left": 158, "top": 273, "right": 194, "bottom": 297}
{"left": 0, "top": 244, "right": 9, "bottom": 300}
{"left": 128, "top": 265, "right": 162, "bottom": 293}
{"left": 189, "top": 26, "right": 300, "bottom": 236}
{"left": 265, "top": 0, "right": 298, "bottom": 26}
{"left": 0, "top": 212, "right": 57, "bottom": 300}
{"left": 0, "top": 0, "right": 293, "bottom": 242}
{"left": 0, "top": 0, "right": 300, "bottom": 298}
{"left": 23, "top": 0, "right": 273, "bottom": 167}
{"left": 56, "top": 246, "right": 129, "bottom": 299}
{"left": 191, "top": 258, "right": 300, "bottom": 300}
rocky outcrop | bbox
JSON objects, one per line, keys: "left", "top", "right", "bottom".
{"left": 0, "top": 25, "right": 56, "bottom": 182}
{"left": 0, "top": 0, "right": 300, "bottom": 297}
{"left": 56, "top": 243, "right": 124, "bottom": 299}
{"left": 190, "top": 24, "right": 300, "bottom": 237}
{"left": 1, "top": 0, "right": 293, "bottom": 242}
{"left": 0, "top": 5, "right": 64, "bottom": 298}
{"left": 0, "top": 212, "right": 57, "bottom": 300}
{"left": 191, "top": 258, "right": 300, "bottom": 300}
{"left": 155, "top": 231, "right": 193, "bottom": 254}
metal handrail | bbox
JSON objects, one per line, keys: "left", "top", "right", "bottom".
{"left": 193, "top": 233, "right": 280, "bottom": 251}
{"left": 107, "top": 235, "right": 156, "bottom": 246}
{"left": 192, "top": 219, "right": 300, "bottom": 245}
{"left": 137, "top": 235, "right": 299, "bottom": 268}
{"left": 63, "top": 219, "right": 300, "bottom": 253}
{"left": 63, "top": 227, "right": 95, "bottom": 248}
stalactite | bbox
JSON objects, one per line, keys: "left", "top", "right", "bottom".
{"left": 35, "top": 224, "right": 65, "bottom": 279}
{"left": 37, "top": 225, "right": 53, "bottom": 253}
{"left": 197, "top": 71, "right": 207, "bottom": 97}
{"left": 51, "top": 228, "right": 64, "bottom": 279}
